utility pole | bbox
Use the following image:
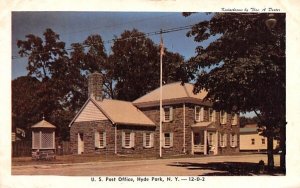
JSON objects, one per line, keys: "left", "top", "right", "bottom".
{"left": 159, "top": 29, "right": 164, "bottom": 158}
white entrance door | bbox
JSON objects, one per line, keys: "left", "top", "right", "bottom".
{"left": 207, "top": 131, "right": 218, "bottom": 155}
{"left": 78, "top": 133, "right": 84, "bottom": 154}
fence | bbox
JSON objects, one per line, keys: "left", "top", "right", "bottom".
{"left": 12, "top": 141, "right": 32, "bottom": 157}
{"left": 12, "top": 140, "right": 71, "bottom": 157}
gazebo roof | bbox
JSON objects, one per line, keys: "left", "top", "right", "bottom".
{"left": 31, "top": 120, "right": 56, "bottom": 129}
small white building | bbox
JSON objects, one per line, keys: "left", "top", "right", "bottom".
{"left": 31, "top": 119, "right": 56, "bottom": 160}
{"left": 239, "top": 124, "right": 279, "bottom": 152}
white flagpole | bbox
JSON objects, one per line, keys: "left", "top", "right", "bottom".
{"left": 159, "top": 30, "right": 164, "bottom": 158}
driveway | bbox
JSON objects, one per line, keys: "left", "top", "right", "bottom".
{"left": 12, "top": 154, "right": 281, "bottom": 176}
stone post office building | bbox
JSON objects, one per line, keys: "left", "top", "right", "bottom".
{"left": 69, "top": 72, "right": 240, "bottom": 156}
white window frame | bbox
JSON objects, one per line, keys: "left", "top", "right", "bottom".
{"left": 122, "top": 131, "right": 135, "bottom": 148}
{"left": 143, "top": 132, "right": 154, "bottom": 148}
{"left": 95, "top": 131, "right": 106, "bottom": 149}
{"left": 195, "top": 106, "right": 204, "bottom": 122}
{"left": 209, "top": 108, "right": 216, "bottom": 122}
{"left": 231, "top": 113, "right": 238, "bottom": 125}
{"left": 163, "top": 106, "right": 173, "bottom": 122}
{"left": 230, "top": 133, "right": 238, "bottom": 147}
{"left": 163, "top": 132, "right": 173, "bottom": 148}
{"left": 220, "top": 111, "right": 227, "bottom": 124}
{"left": 219, "top": 133, "right": 227, "bottom": 147}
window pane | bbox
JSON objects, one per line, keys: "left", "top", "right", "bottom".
{"left": 164, "top": 133, "right": 170, "bottom": 147}
{"left": 164, "top": 107, "right": 170, "bottom": 121}
{"left": 145, "top": 133, "right": 150, "bottom": 147}
{"left": 125, "top": 132, "right": 131, "bottom": 147}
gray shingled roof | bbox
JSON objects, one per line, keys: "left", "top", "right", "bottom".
{"left": 95, "top": 99, "right": 156, "bottom": 126}
{"left": 133, "top": 82, "right": 208, "bottom": 107}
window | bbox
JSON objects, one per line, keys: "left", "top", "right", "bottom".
{"left": 163, "top": 106, "right": 173, "bottom": 122}
{"left": 262, "top": 138, "right": 265, "bottom": 144}
{"left": 208, "top": 108, "right": 216, "bottom": 122}
{"left": 219, "top": 133, "right": 227, "bottom": 147}
{"left": 230, "top": 134, "right": 238, "bottom": 147}
{"left": 163, "top": 132, "right": 173, "bottom": 148}
{"left": 195, "top": 106, "right": 204, "bottom": 122}
{"left": 220, "top": 111, "right": 227, "bottom": 124}
{"left": 251, "top": 138, "right": 255, "bottom": 145}
{"left": 95, "top": 131, "right": 106, "bottom": 148}
{"left": 122, "top": 131, "right": 135, "bottom": 148}
{"left": 231, "top": 113, "right": 238, "bottom": 125}
{"left": 143, "top": 132, "right": 154, "bottom": 148}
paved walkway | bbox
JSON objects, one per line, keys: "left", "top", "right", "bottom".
{"left": 12, "top": 154, "right": 281, "bottom": 176}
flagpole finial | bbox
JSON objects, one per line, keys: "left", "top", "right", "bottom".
{"left": 42, "top": 114, "right": 45, "bottom": 120}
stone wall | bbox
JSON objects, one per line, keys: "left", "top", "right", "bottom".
{"left": 70, "top": 120, "right": 156, "bottom": 156}
{"left": 140, "top": 103, "right": 240, "bottom": 156}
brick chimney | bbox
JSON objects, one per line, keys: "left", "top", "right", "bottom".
{"left": 88, "top": 72, "right": 103, "bottom": 101}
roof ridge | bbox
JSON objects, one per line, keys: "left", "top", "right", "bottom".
{"left": 103, "top": 98, "right": 133, "bottom": 104}
{"left": 133, "top": 82, "right": 191, "bottom": 103}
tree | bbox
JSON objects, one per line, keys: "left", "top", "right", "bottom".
{"left": 185, "top": 13, "right": 285, "bottom": 171}
{"left": 12, "top": 76, "right": 42, "bottom": 139}
{"left": 109, "top": 29, "right": 185, "bottom": 101}
{"left": 239, "top": 116, "right": 260, "bottom": 127}
{"left": 16, "top": 29, "right": 108, "bottom": 140}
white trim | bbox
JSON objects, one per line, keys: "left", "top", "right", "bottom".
{"left": 69, "top": 98, "right": 115, "bottom": 128}
{"left": 122, "top": 131, "right": 135, "bottom": 148}
{"left": 163, "top": 106, "right": 173, "bottom": 122}
{"left": 163, "top": 132, "right": 173, "bottom": 148}
{"left": 143, "top": 132, "right": 154, "bottom": 148}
{"left": 231, "top": 113, "right": 238, "bottom": 125}
{"left": 195, "top": 106, "right": 204, "bottom": 122}
{"left": 220, "top": 111, "right": 227, "bottom": 124}
{"left": 204, "top": 130, "right": 207, "bottom": 155}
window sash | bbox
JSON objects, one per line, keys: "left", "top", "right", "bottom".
{"left": 220, "top": 111, "right": 227, "bottom": 124}
{"left": 231, "top": 114, "right": 238, "bottom": 125}
{"left": 195, "top": 106, "right": 204, "bottom": 122}
{"left": 122, "top": 132, "right": 134, "bottom": 148}
{"left": 219, "top": 133, "right": 227, "bottom": 147}
{"left": 163, "top": 107, "right": 173, "bottom": 122}
{"left": 163, "top": 132, "right": 173, "bottom": 148}
{"left": 95, "top": 131, "right": 106, "bottom": 148}
{"left": 143, "top": 132, "right": 154, "bottom": 148}
{"left": 209, "top": 109, "right": 215, "bottom": 122}
{"left": 230, "top": 134, "right": 237, "bottom": 147}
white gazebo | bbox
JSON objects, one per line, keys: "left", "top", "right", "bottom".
{"left": 31, "top": 119, "right": 56, "bottom": 160}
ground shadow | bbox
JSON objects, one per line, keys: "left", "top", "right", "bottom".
{"left": 168, "top": 161, "right": 285, "bottom": 176}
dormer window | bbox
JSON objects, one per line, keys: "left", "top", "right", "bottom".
{"left": 163, "top": 106, "right": 173, "bottom": 122}
{"left": 195, "top": 106, "right": 204, "bottom": 122}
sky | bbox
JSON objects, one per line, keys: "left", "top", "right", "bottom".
{"left": 12, "top": 12, "right": 213, "bottom": 79}
{"left": 11, "top": 11, "right": 257, "bottom": 117}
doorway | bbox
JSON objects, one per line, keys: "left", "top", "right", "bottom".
{"left": 78, "top": 133, "right": 84, "bottom": 154}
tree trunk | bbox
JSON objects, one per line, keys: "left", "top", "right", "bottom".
{"left": 267, "top": 134, "right": 274, "bottom": 171}
{"left": 280, "top": 125, "right": 286, "bottom": 171}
